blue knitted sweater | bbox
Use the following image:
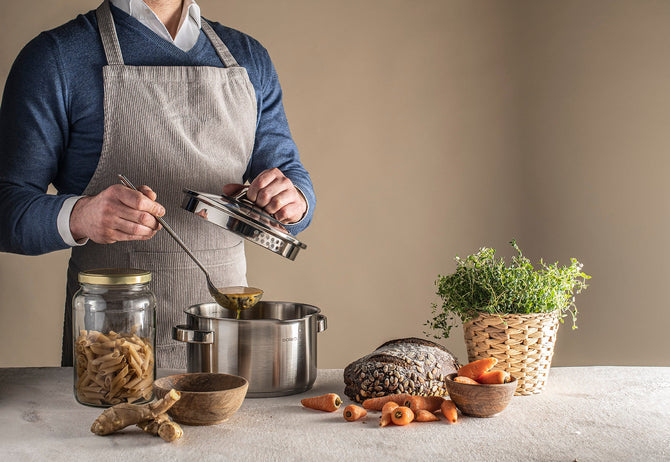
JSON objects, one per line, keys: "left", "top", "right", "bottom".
{"left": 0, "top": 5, "right": 314, "bottom": 255}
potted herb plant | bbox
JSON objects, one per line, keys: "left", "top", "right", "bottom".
{"left": 426, "top": 240, "right": 590, "bottom": 395}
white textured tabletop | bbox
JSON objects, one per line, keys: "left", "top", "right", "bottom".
{"left": 1, "top": 367, "right": 669, "bottom": 461}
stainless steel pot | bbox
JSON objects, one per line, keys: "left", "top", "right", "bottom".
{"left": 173, "top": 301, "right": 327, "bottom": 397}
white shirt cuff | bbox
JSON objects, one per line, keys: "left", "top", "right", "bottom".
{"left": 57, "top": 196, "right": 89, "bottom": 247}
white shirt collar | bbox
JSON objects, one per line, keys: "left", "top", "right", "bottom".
{"left": 110, "top": 0, "right": 202, "bottom": 51}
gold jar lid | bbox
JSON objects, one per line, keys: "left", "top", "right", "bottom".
{"left": 78, "top": 268, "right": 152, "bottom": 285}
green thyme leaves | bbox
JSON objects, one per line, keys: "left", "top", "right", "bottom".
{"left": 426, "top": 240, "right": 590, "bottom": 339}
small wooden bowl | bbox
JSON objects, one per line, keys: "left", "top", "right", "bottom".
{"left": 445, "top": 372, "right": 517, "bottom": 417}
{"left": 153, "top": 373, "right": 248, "bottom": 425}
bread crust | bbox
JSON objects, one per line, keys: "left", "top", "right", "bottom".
{"left": 343, "top": 337, "right": 461, "bottom": 403}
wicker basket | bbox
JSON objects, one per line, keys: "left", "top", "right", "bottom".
{"left": 463, "top": 311, "right": 560, "bottom": 396}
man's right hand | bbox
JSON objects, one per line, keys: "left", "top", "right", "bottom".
{"left": 69, "top": 184, "right": 165, "bottom": 244}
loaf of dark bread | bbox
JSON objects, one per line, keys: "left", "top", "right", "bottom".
{"left": 343, "top": 337, "right": 461, "bottom": 403}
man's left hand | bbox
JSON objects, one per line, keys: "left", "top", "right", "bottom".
{"left": 223, "top": 168, "right": 307, "bottom": 224}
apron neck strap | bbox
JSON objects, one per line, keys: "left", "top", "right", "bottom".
{"left": 200, "top": 20, "right": 240, "bottom": 68}
{"left": 96, "top": 0, "right": 124, "bottom": 65}
{"left": 95, "top": 1, "right": 239, "bottom": 68}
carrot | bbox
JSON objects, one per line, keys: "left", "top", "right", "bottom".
{"left": 379, "top": 402, "right": 399, "bottom": 427}
{"left": 453, "top": 376, "right": 480, "bottom": 385}
{"left": 382, "top": 401, "right": 400, "bottom": 414}
{"left": 441, "top": 399, "right": 458, "bottom": 424}
{"left": 343, "top": 404, "right": 367, "bottom": 421}
{"left": 391, "top": 406, "right": 414, "bottom": 426}
{"left": 414, "top": 409, "right": 440, "bottom": 422}
{"left": 362, "top": 393, "right": 412, "bottom": 411}
{"left": 404, "top": 395, "right": 445, "bottom": 412}
{"left": 457, "top": 357, "right": 497, "bottom": 380}
{"left": 477, "top": 370, "right": 511, "bottom": 384}
{"left": 301, "top": 393, "right": 342, "bottom": 412}
{"left": 379, "top": 413, "right": 392, "bottom": 427}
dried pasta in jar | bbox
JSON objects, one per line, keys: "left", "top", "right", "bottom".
{"left": 75, "top": 329, "right": 154, "bottom": 406}
{"left": 72, "top": 269, "right": 156, "bottom": 407}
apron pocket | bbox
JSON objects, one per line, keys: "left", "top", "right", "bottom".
{"left": 128, "top": 241, "right": 248, "bottom": 308}
{"left": 129, "top": 242, "right": 246, "bottom": 271}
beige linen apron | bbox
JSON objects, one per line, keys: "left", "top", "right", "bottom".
{"left": 62, "top": 0, "right": 257, "bottom": 368}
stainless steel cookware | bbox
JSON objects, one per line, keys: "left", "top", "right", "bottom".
{"left": 181, "top": 188, "right": 307, "bottom": 260}
{"left": 173, "top": 301, "right": 327, "bottom": 397}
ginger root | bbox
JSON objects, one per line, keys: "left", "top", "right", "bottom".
{"left": 137, "top": 413, "right": 184, "bottom": 442}
{"left": 91, "top": 388, "right": 183, "bottom": 442}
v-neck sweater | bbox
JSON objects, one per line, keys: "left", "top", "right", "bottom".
{"left": 0, "top": 4, "right": 314, "bottom": 255}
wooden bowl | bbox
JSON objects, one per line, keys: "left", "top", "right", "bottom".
{"left": 153, "top": 373, "right": 248, "bottom": 425}
{"left": 445, "top": 372, "right": 517, "bottom": 417}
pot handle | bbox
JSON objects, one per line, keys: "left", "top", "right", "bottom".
{"left": 316, "top": 314, "right": 327, "bottom": 333}
{"left": 172, "top": 325, "right": 214, "bottom": 344}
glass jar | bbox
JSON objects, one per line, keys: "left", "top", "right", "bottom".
{"left": 73, "top": 268, "right": 156, "bottom": 407}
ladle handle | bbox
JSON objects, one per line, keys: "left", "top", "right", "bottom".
{"left": 117, "top": 174, "right": 211, "bottom": 278}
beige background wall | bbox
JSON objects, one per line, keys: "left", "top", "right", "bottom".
{"left": 1, "top": 0, "right": 668, "bottom": 368}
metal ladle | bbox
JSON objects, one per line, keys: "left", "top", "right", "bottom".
{"left": 118, "top": 174, "right": 263, "bottom": 317}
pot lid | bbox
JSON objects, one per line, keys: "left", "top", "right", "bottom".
{"left": 181, "top": 188, "right": 307, "bottom": 260}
